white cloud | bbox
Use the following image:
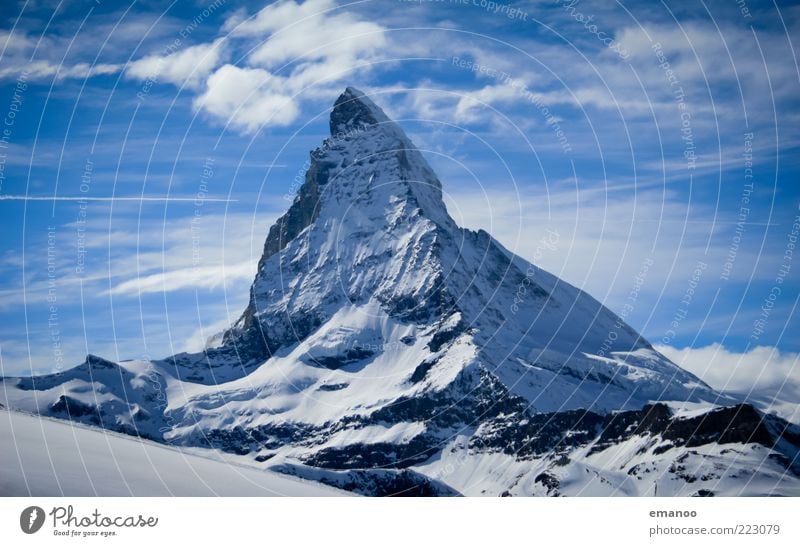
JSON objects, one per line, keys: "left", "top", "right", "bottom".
{"left": 104, "top": 261, "right": 255, "bottom": 297}
{"left": 194, "top": 65, "right": 300, "bottom": 132}
{"left": 225, "top": 0, "right": 336, "bottom": 36}
{"left": 3, "top": 210, "right": 277, "bottom": 307}
{"left": 0, "top": 29, "right": 36, "bottom": 52}
{"left": 236, "top": 0, "right": 385, "bottom": 69}
{"left": 443, "top": 184, "right": 771, "bottom": 307}
{"left": 657, "top": 343, "right": 800, "bottom": 421}
{"left": 0, "top": 14, "right": 187, "bottom": 82}
{"left": 0, "top": 206, "right": 282, "bottom": 375}
{"left": 0, "top": 60, "right": 122, "bottom": 81}
{"left": 182, "top": 315, "right": 238, "bottom": 353}
{"left": 192, "top": 0, "right": 388, "bottom": 132}
{"left": 125, "top": 38, "right": 227, "bottom": 88}
{"left": 450, "top": 84, "right": 520, "bottom": 123}
{"left": 614, "top": 21, "right": 800, "bottom": 117}
{"left": 96, "top": 211, "right": 277, "bottom": 297}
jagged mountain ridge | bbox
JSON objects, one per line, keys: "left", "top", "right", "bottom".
{"left": 219, "top": 86, "right": 717, "bottom": 412}
{"left": 2, "top": 87, "right": 798, "bottom": 496}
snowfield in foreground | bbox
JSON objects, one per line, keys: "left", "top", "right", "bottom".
{"left": 0, "top": 409, "right": 349, "bottom": 496}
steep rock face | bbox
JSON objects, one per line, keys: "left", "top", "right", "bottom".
{"left": 2, "top": 87, "right": 796, "bottom": 496}
{"left": 218, "top": 86, "right": 716, "bottom": 415}
{"left": 223, "top": 87, "right": 454, "bottom": 363}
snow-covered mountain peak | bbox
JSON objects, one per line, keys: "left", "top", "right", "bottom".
{"left": 319, "top": 87, "right": 447, "bottom": 225}
{"left": 214, "top": 87, "right": 720, "bottom": 415}
{"left": 6, "top": 87, "right": 794, "bottom": 498}
{"left": 218, "top": 87, "right": 463, "bottom": 363}
{"left": 329, "top": 86, "right": 392, "bottom": 134}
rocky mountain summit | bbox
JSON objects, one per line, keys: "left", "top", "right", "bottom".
{"left": 3, "top": 87, "right": 798, "bottom": 496}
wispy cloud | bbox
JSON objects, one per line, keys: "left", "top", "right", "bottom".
{"left": 104, "top": 261, "right": 255, "bottom": 296}
{"left": 0, "top": 60, "right": 121, "bottom": 80}
{"left": 445, "top": 184, "right": 774, "bottom": 297}
{"left": 182, "top": 314, "right": 238, "bottom": 353}
{"left": 0, "top": 195, "right": 235, "bottom": 202}
{"left": 125, "top": 38, "right": 228, "bottom": 89}
{"left": 0, "top": 211, "right": 278, "bottom": 311}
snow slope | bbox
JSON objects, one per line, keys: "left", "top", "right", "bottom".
{"left": 0, "top": 409, "right": 348, "bottom": 496}
{"left": 416, "top": 404, "right": 800, "bottom": 496}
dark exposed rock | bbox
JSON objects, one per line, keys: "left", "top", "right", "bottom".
{"left": 221, "top": 129, "right": 334, "bottom": 363}
{"left": 664, "top": 404, "right": 773, "bottom": 447}
{"left": 534, "top": 472, "right": 560, "bottom": 495}
{"left": 591, "top": 404, "right": 673, "bottom": 453}
{"left": 50, "top": 395, "right": 95, "bottom": 417}
{"left": 653, "top": 442, "right": 675, "bottom": 455}
{"left": 370, "top": 367, "right": 526, "bottom": 431}
{"left": 467, "top": 400, "right": 800, "bottom": 479}
{"left": 306, "top": 347, "right": 375, "bottom": 370}
{"left": 408, "top": 356, "right": 438, "bottom": 384}
{"left": 586, "top": 403, "right": 789, "bottom": 456}
{"left": 553, "top": 454, "right": 571, "bottom": 466}
{"left": 272, "top": 462, "right": 460, "bottom": 497}
{"left": 427, "top": 317, "right": 466, "bottom": 352}
{"left": 768, "top": 452, "right": 793, "bottom": 471}
{"left": 694, "top": 489, "right": 715, "bottom": 497}
{"left": 302, "top": 435, "right": 440, "bottom": 469}
{"left": 85, "top": 354, "right": 116, "bottom": 369}
{"left": 329, "top": 87, "right": 388, "bottom": 135}
{"left": 475, "top": 408, "right": 604, "bottom": 458}
{"left": 317, "top": 383, "right": 348, "bottom": 392}
{"left": 184, "top": 422, "right": 318, "bottom": 455}
{"left": 381, "top": 285, "right": 455, "bottom": 323}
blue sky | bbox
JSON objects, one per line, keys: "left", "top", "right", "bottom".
{"left": 0, "top": 0, "right": 799, "bottom": 407}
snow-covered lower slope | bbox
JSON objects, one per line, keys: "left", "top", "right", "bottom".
{"left": 0, "top": 409, "right": 348, "bottom": 496}
{"left": 0, "top": 356, "right": 171, "bottom": 441}
{"left": 415, "top": 403, "right": 800, "bottom": 496}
